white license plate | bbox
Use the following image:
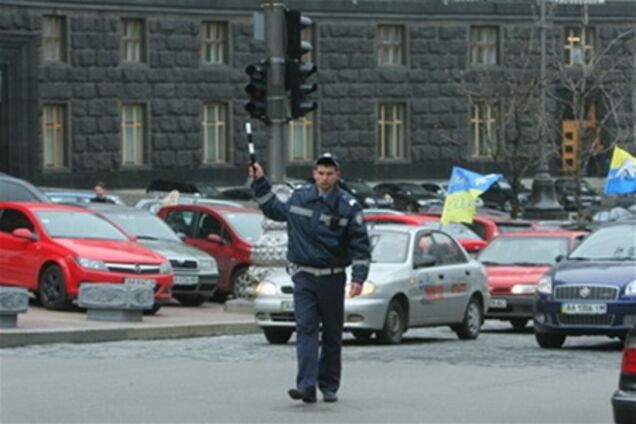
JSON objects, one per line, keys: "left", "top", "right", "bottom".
{"left": 561, "top": 303, "right": 607, "bottom": 315}
{"left": 490, "top": 298, "right": 507, "bottom": 309}
{"left": 124, "top": 278, "right": 156, "bottom": 289}
{"left": 174, "top": 275, "right": 199, "bottom": 285}
{"left": 280, "top": 300, "right": 294, "bottom": 312}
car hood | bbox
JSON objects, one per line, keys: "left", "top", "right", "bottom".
{"left": 138, "top": 239, "right": 217, "bottom": 263}
{"left": 55, "top": 239, "right": 165, "bottom": 263}
{"left": 551, "top": 260, "right": 636, "bottom": 286}
{"left": 486, "top": 265, "right": 550, "bottom": 289}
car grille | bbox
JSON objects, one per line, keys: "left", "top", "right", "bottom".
{"left": 281, "top": 286, "right": 294, "bottom": 295}
{"left": 105, "top": 263, "right": 161, "bottom": 274}
{"left": 554, "top": 285, "right": 618, "bottom": 301}
{"left": 169, "top": 259, "right": 198, "bottom": 269}
{"left": 557, "top": 314, "right": 614, "bottom": 326}
{"left": 270, "top": 312, "right": 295, "bottom": 322}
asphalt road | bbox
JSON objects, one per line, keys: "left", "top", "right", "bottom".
{"left": 0, "top": 321, "right": 622, "bottom": 423}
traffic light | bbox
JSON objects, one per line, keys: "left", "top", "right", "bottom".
{"left": 244, "top": 59, "right": 269, "bottom": 123}
{"left": 285, "top": 10, "right": 317, "bottom": 120}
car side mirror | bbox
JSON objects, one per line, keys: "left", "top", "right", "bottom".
{"left": 207, "top": 234, "right": 223, "bottom": 244}
{"left": 12, "top": 228, "right": 38, "bottom": 241}
{"left": 555, "top": 254, "right": 564, "bottom": 263}
{"left": 177, "top": 232, "right": 187, "bottom": 241}
{"left": 414, "top": 254, "right": 437, "bottom": 268}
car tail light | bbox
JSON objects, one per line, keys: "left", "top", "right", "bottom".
{"left": 621, "top": 347, "right": 636, "bottom": 375}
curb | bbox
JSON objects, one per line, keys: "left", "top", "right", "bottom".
{"left": 0, "top": 321, "right": 260, "bottom": 349}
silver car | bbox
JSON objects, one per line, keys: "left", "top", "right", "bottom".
{"left": 84, "top": 203, "right": 220, "bottom": 306}
{"left": 254, "top": 225, "right": 490, "bottom": 344}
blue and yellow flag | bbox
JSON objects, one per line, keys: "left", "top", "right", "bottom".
{"left": 604, "top": 146, "right": 636, "bottom": 195}
{"left": 441, "top": 166, "right": 502, "bottom": 224}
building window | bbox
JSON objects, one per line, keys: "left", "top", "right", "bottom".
{"left": 42, "top": 16, "right": 66, "bottom": 62}
{"left": 202, "top": 103, "right": 228, "bottom": 163}
{"left": 121, "top": 104, "right": 146, "bottom": 166}
{"left": 121, "top": 19, "right": 145, "bottom": 63}
{"left": 378, "top": 25, "right": 405, "bottom": 66}
{"left": 201, "top": 22, "right": 227, "bottom": 64}
{"left": 288, "top": 114, "right": 315, "bottom": 162}
{"left": 470, "top": 102, "right": 498, "bottom": 158}
{"left": 378, "top": 103, "right": 405, "bottom": 160}
{"left": 301, "top": 24, "right": 314, "bottom": 62}
{"left": 42, "top": 105, "right": 67, "bottom": 169}
{"left": 564, "top": 27, "right": 595, "bottom": 66}
{"left": 470, "top": 26, "right": 498, "bottom": 66}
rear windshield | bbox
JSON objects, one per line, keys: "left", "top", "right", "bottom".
{"left": 479, "top": 237, "right": 569, "bottom": 265}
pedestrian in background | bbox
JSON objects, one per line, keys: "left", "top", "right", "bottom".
{"left": 90, "top": 181, "right": 115, "bottom": 204}
{"left": 250, "top": 153, "right": 371, "bottom": 404}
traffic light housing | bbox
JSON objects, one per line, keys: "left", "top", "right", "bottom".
{"left": 245, "top": 60, "right": 269, "bottom": 123}
{"left": 285, "top": 10, "right": 317, "bottom": 120}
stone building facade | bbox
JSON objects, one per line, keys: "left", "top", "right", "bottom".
{"left": 0, "top": 0, "right": 633, "bottom": 188}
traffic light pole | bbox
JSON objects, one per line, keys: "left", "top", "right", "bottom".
{"left": 263, "top": 1, "right": 287, "bottom": 183}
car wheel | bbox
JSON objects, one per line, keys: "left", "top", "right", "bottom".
{"left": 453, "top": 296, "right": 483, "bottom": 340}
{"left": 174, "top": 294, "right": 207, "bottom": 307}
{"left": 535, "top": 332, "right": 566, "bottom": 349}
{"left": 232, "top": 267, "right": 253, "bottom": 299}
{"left": 510, "top": 318, "right": 529, "bottom": 330}
{"left": 263, "top": 328, "right": 293, "bottom": 344}
{"left": 143, "top": 303, "right": 162, "bottom": 315}
{"left": 39, "top": 265, "right": 72, "bottom": 310}
{"left": 376, "top": 299, "right": 405, "bottom": 344}
{"left": 352, "top": 330, "right": 374, "bottom": 342}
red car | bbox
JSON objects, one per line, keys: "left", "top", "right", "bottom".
{"left": 158, "top": 204, "right": 264, "bottom": 300}
{"left": 478, "top": 230, "right": 588, "bottom": 329}
{"left": 421, "top": 211, "right": 535, "bottom": 241}
{"left": 0, "top": 202, "right": 174, "bottom": 310}
{"left": 364, "top": 213, "right": 487, "bottom": 254}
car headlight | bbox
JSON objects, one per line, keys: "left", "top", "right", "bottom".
{"left": 624, "top": 280, "right": 636, "bottom": 297}
{"left": 197, "top": 259, "right": 217, "bottom": 273}
{"left": 255, "top": 281, "right": 277, "bottom": 296}
{"left": 536, "top": 276, "right": 552, "bottom": 295}
{"left": 75, "top": 257, "right": 108, "bottom": 271}
{"left": 511, "top": 284, "right": 536, "bottom": 295}
{"left": 159, "top": 261, "right": 173, "bottom": 274}
{"left": 364, "top": 197, "right": 377, "bottom": 206}
{"left": 345, "top": 281, "right": 377, "bottom": 298}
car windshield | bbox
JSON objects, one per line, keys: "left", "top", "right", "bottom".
{"left": 478, "top": 237, "right": 569, "bottom": 265}
{"left": 346, "top": 181, "right": 375, "bottom": 196}
{"left": 36, "top": 211, "right": 128, "bottom": 240}
{"left": 569, "top": 225, "right": 636, "bottom": 261}
{"left": 102, "top": 211, "right": 181, "bottom": 242}
{"left": 198, "top": 183, "right": 222, "bottom": 197}
{"left": 369, "top": 230, "right": 410, "bottom": 263}
{"left": 399, "top": 184, "right": 432, "bottom": 196}
{"left": 559, "top": 180, "right": 595, "bottom": 194}
{"left": 221, "top": 211, "right": 264, "bottom": 243}
{"left": 421, "top": 222, "right": 481, "bottom": 240}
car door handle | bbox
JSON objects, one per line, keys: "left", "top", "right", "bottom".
{"left": 438, "top": 274, "right": 444, "bottom": 279}
{"left": 465, "top": 271, "right": 471, "bottom": 276}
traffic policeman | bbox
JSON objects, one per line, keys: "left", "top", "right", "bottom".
{"left": 250, "top": 153, "right": 371, "bottom": 404}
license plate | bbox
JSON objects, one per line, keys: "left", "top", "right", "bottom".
{"left": 561, "top": 303, "right": 607, "bottom": 315}
{"left": 174, "top": 275, "right": 199, "bottom": 285}
{"left": 280, "top": 300, "right": 294, "bottom": 312}
{"left": 124, "top": 278, "right": 156, "bottom": 289}
{"left": 490, "top": 298, "right": 507, "bottom": 309}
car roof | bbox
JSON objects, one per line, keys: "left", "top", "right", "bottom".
{"left": 497, "top": 230, "right": 587, "bottom": 238}
{"left": 161, "top": 203, "right": 260, "bottom": 214}
{"left": 77, "top": 202, "right": 145, "bottom": 214}
{"left": 0, "top": 201, "right": 94, "bottom": 213}
{"left": 0, "top": 175, "right": 50, "bottom": 202}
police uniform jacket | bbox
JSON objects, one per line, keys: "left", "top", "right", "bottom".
{"left": 252, "top": 177, "right": 371, "bottom": 283}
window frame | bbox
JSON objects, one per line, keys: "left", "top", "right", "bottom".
{"left": 42, "top": 15, "right": 67, "bottom": 63}
{"left": 202, "top": 102, "right": 229, "bottom": 164}
{"left": 469, "top": 25, "right": 499, "bottom": 67}
{"left": 377, "top": 102, "right": 407, "bottom": 162}
{"left": 564, "top": 26, "right": 595, "bottom": 67}
{"left": 470, "top": 101, "right": 499, "bottom": 159}
{"left": 201, "top": 21, "right": 229, "bottom": 65}
{"left": 377, "top": 25, "right": 406, "bottom": 66}
{"left": 120, "top": 18, "right": 146, "bottom": 64}
{"left": 288, "top": 112, "right": 316, "bottom": 163}
{"left": 120, "top": 103, "right": 148, "bottom": 167}
{"left": 41, "top": 103, "right": 69, "bottom": 171}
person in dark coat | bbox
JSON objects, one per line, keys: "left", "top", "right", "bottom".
{"left": 90, "top": 181, "right": 115, "bottom": 204}
{"left": 250, "top": 153, "right": 371, "bottom": 404}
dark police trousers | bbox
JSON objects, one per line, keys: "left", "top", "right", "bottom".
{"left": 292, "top": 270, "right": 346, "bottom": 395}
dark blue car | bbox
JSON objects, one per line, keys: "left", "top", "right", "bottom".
{"left": 533, "top": 221, "right": 636, "bottom": 348}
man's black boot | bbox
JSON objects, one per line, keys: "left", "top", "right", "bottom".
{"left": 288, "top": 388, "right": 316, "bottom": 403}
{"left": 322, "top": 391, "right": 338, "bottom": 403}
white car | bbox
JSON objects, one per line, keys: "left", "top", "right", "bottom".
{"left": 254, "top": 225, "right": 490, "bottom": 344}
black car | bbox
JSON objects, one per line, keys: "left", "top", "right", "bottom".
{"left": 612, "top": 325, "right": 636, "bottom": 424}
{"left": 479, "top": 179, "right": 515, "bottom": 212}
{"left": 554, "top": 177, "right": 602, "bottom": 211}
{"left": 0, "top": 173, "right": 49, "bottom": 202}
{"left": 338, "top": 178, "right": 394, "bottom": 209}
{"left": 374, "top": 182, "right": 442, "bottom": 212}
{"left": 146, "top": 179, "right": 223, "bottom": 199}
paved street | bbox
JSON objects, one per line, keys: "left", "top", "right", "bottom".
{"left": 0, "top": 321, "right": 621, "bottom": 423}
